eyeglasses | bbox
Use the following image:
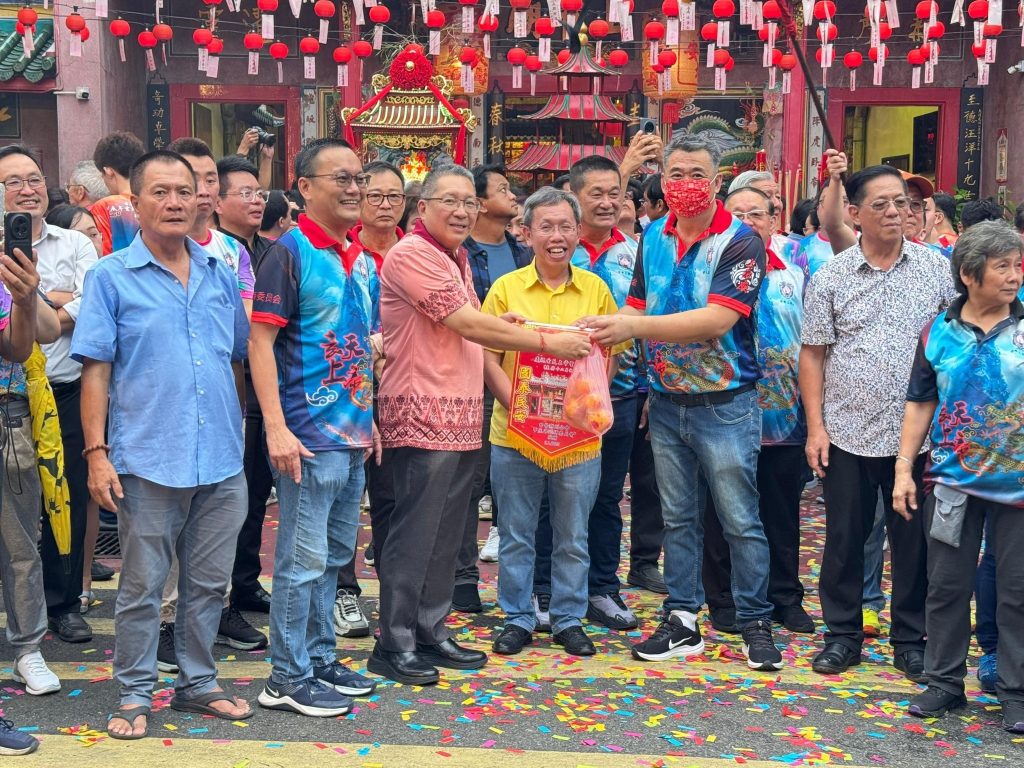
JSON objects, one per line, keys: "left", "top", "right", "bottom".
{"left": 908, "top": 200, "right": 925, "bottom": 213}
{"left": 365, "top": 192, "right": 406, "bottom": 207}
{"left": 222, "top": 188, "right": 270, "bottom": 202}
{"left": 4, "top": 175, "right": 46, "bottom": 192}
{"left": 529, "top": 223, "right": 579, "bottom": 236}
{"left": 864, "top": 197, "right": 913, "bottom": 213}
{"left": 423, "top": 197, "right": 481, "bottom": 213}
{"left": 733, "top": 209, "right": 770, "bottom": 222}
{"left": 306, "top": 172, "right": 371, "bottom": 189}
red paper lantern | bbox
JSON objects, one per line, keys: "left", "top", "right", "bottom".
{"left": 658, "top": 49, "right": 677, "bottom": 68}
{"left": 80, "top": 26, "right": 90, "bottom": 43}
{"left": 907, "top": 49, "right": 925, "bottom": 66}
{"left": 762, "top": 1, "right": 781, "bottom": 19}
{"left": 879, "top": 22, "right": 892, "bottom": 40}
{"left": 479, "top": 14, "right": 499, "bottom": 33}
{"left": 507, "top": 47, "right": 527, "bottom": 66}
{"left": 864, "top": 4, "right": 887, "bottom": 20}
{"left": 65, "top": 11, "right": 86, "bottom": 34}
{"left": 589, "top": 19, "right": 609, "bottom": 38}
{"left": 314, "top": 0, "right": 336, "bottom": 17}
{"left": 712, "top": 1, "right": 736, "bottom": 18}
{"left": 207, "top": 37, "right": 224, "bottom": 56}
{"left": 269, "top": 41, "right": 289, "bottom": 59}
{"left": 868, "top": 45, "right": 888, "bottom": 62}
{"left": 17, "top": 7, "right": 37, "bottom": 28}
{"left": 927, "top": 21, "right": 946, "bottom": 40}
{"left": 662, "top": 0, "right": 680, "bottom": 17}
{"left": 110, "top": 18, "right": 130, "bottom": 38}
{"left": 915, "top": 1, "right": 938, "bottom": 19}
{"left": 509, "top": 0, "right": 531, "bottom": 8}
{"left": 459, "top": 0, "right": 479, "bottom": 5}
{"left": 138, "top": 29, "right": 157, "bottom": 49}
{"left": 967, "top": 1, "right": 989, "bottom": 20}
{"left": 425, "top": 10, "right": 446, "bottom": 28}
{"left": 983, "top": 24, "right": 1003, "bottom": 38}
{"left": 700, "top": 23, "right": 718, "bottom": 42}
{"left": 524, "top": 55, "right": 542, "bottom": 72}
{"left": 562, "top": 0, "right": 583, "bottom": 12}
{"left": 535, "top": 17, "right": 554, "bottom": 36}
{"left": 644, "top": 21, "right": 665, "bottom": 40}
{"left": 812, "top": 2, "right": 836, "bottom": 20}
{"left": 816, "top": 24, "right": 837, "bottom": 43}
{"left": 779, "top": 53, "right": 797, "bottom": 71}
{"left": 724, "top": 56, "right": 735, "bottom": 72}
{"left": 258, "top": 0, "right": 279, "bottom": 9}
{"left": 713, "top": 48, "right": 730, "bottom": 67}
{"left": 193, "top": 26, "right": 213, "bottom": 47}
{"left": 299, "top": 35, "right": 320, "bottom": 55}
{"left": 459, "top": 46, "right": 477, "bottom": 66}
{"left": 608, "top": 49, "right": 629, "bottom": 68}
{"left": 153, "top": 24, "right": 173, "bottom": 42}
{"left": 368, "top": 6, "right": 390, "bottom": 24}
{"left": 843, "top": 51, "right": 863, "bottom": 69}
{"left": 333, "top": 46, "right": 352, "bottom": 63}
{"left": 244, "top": 32, "right": 264, "bottom": 50}
{"left": 652, "top": 63, "right": 664, "bottom": 75}
{"left": 771, "top": 48, "right": 783, "bottom": 66}
{"left": 556, "top": 48, "right": 571, "bottom": 64}
{"left": 971, "top": 41, "right": 988, "bottom": 58}
{"left": 353, "top": 40, "right": 372, "bottom": 58}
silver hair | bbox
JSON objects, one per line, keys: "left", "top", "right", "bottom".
{"left": 522, "top": 187, "right": 581, "bottom": 227}
{"left": 663, "top": 133, "right": 722, "bottom": 171}
{"left": 729, "top": 170, "right": 775, "bottom": 194}
{"left": 420, "top": 162, "right": 474, "bottom": 199}
{"left": 950, "top": 219, "right": 1023, "bottom": 294}
{"left": 69, "top": 160, "right": 108, "bottom": 202}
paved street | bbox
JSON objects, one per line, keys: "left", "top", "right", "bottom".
{"left": 1, "top": 491, "right": 1020, "bottom": 767}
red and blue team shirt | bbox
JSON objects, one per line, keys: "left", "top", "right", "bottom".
{"left": 195, "top": 229, "right": 255, "bottom": 300}
{"left": 925, "top": 234, "right": 957, "bottom": 260}
{"left": 757, "top": 244, "right": 807, "bottom": 446}
{"left": 89, "top": 194, "right": 141, "bottom": 256}
{"left": 251, "top": 214, "right": 380, "bottom": 451}
{"left": 571, "top": 227, "right": 640, "bottom": 397}
{"left": 907, "top": 294, "right": 1024, "bottom": 508}
{"left": 626, "top": 201, "right": 766, "bottom": 395}
{"left": 795, "top": 231, "right": 836, "bottom": 279}
{"left": 350, "top": 222, "right": 404, "bottom": 274}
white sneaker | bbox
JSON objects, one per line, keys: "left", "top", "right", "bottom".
{"left": 478, "top": 495, "right": 493, "bottom": 520}
{"left": 333, "top": 589, "right": 370, "bottom": 638}
{"left": 479, "top": 526, "right": 500, "bottom": 562}
{"left": 13, "top": 651, "right": 60, "bottom": 695}
{"left": 360, "top": 490, "right": 370, "bottom": 510}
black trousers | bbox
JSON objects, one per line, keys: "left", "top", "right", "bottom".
{"left": 628, "top": 392, "right": 664, "bottom": 570}
{"left": 41, "top": 379, "right": 88, "bottom": 618}
{"left": 231, "top": 393, "right": 274, "bottom": 597}
{"left": 820, "top": 445, "right": 927, "bottom": 653}
{"left": 702, "top": 444, "right": 807, "bottom": 612}
{"left": 454, "top": 392, "right": 495, "bottom": 586}
{"left": 376, "top": 447, "right": 476, "bottom": 651}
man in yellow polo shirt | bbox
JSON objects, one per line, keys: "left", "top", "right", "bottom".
{"left": 482, "top": 187, "right": 625, "bottom": 657}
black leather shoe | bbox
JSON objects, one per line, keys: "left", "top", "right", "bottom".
{"left": 894, "top": 649, "right": 928, "bottom": 684}
{"left": 366, "top": 645, "right": 440, "bottom": 685}
{"left": 90, "top": 560, "right": 115, "bottom": 581}
{"left": 48, "top": 612, "right": 92, "bottom": 643}
{"left": 451, "top": 583, "right": 483, "bottom": 613}
{"left": 416, "top": 638, "right": 487, "bottom": 670}
{"left": 553, "top": 625, "right": 596, "bottom": 657}
{"left": 231, "top": 585, "right": 272, "bottom": 614}
{"left": 709, "top": 606, "right": 738, "bottom": 634}
{"left": 812, "top": 643, "right": 862, "bottom": 675}
{"left": 493, "top": 625, "right": 532, "bottom": 655}
{"left": 773, "top": 604, "right": 815, "bottom": 634}
{"left": 626, "top": 564, "right": 668, "bottom": 594}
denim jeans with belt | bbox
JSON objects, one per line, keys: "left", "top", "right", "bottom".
{"left": 491, "top": 446, "right": 600, "bottom": 635}
{"left": 269, "top": 449, "right": 363, "bottom": 684}
{"left": 647, "top": 389, "right": 772, "bottom": 625}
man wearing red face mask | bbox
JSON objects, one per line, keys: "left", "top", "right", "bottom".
{"left": 580, "top": 134, "right": 781, "bottom": 671}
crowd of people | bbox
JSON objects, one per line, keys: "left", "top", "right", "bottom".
{"left": 0, "top": 124, "right": 1020, "bottom": 755}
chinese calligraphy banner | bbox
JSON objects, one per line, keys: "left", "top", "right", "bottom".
{"left": 147, "top": 82, "right": 171, "bottom": 151}
{"left": 506, "top": 323, "right": 602, "bottom": 472}
{"left": 956, "top": 88, "right": 983, "bottom": 202}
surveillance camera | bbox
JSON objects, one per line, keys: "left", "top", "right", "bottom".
{"left": 75, "top": 86, "right": 90, "bottom": 101}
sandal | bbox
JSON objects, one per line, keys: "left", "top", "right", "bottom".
{"left": 80, "top": 591, "right": 95, "bottom": 615}
{"left": 107, "top": 705, "right": 150, "bottom": 740}
{"left": 170, "top": 690, "right": 254, "bottom": 720}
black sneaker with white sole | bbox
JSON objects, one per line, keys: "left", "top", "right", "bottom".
{"left": 157, "top": 621, "right": 179, "bottom": 674}
{"left": 257, "top": 677, "right": 352, "bottom": 717}
{"left": 313, "top": 661, "right": 377, "bottom": 697}
{"left": 217, "top": 606, "right": 268, "bottom": 651}
{"left": 631, "top": 613, "right": 705, "bottom": 662}
{"left": 741, "top": 618, "right": 783, "bottom": 670}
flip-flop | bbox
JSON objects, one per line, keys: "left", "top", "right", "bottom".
{"left": 107, "top": 705, "right": 150, "bottom": 740}
{"left": 80, "top": 591, "right": 95, "bottom": 615}
{"left": 170, "top": 690, "right": 254, "bottom": 720}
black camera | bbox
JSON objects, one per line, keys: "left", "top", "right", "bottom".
{"left": 252, "top": 126, "right": 276, "bottom": 148}
{"left": 640, "top": 118, "right": 657, "bottom": 134}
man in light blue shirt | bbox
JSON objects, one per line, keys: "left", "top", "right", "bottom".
{"left": 72, "top": 150, "right": 252, "bottom": 739}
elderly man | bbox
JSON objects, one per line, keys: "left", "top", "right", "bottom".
{"left": 485, "top": 187, "right": 624, "bottom": 656}
{"left": 800, "top": 164, "right": 957, "bottom": 681}
{"left": 581, "top": 134, "right": 782, "bottom": 671}
{"left": 701, "top": 187, "right": 814, "bottom": 634}
{"left": 371, "top": 165, "right": 590, "bottom": 685}
{"left": 73, "top": 150, "right": 252, "bottom": 739}
{"left": 90, "top": 131, "right": 146, "bottom": 255}
{"left": 0, "top": 145, "right": 98, "bottom": 647}
{"left": 250, "top": 139, "right": 379, "bottom": 717}
{"left": 66, "top": 160, "right": 109, "bottom": 208}
{"left": 892, "top": 221, "right": 1023, "bottom": 730}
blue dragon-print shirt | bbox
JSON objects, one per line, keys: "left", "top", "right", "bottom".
{"left": 251, "top": 215, "right": 380, "bottom": 451}
{"left": 571, "top": 227, "right": 640, "bottom": 397}
{"left": 907, "top": 295, "right": 1024, "bottom": 508}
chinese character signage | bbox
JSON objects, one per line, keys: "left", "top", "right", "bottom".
{"left": 956, "top": 89, "right": 983, "bottom": 201}
{"left": 486, "top": 85, "right": 505, "bottom": 164}
{"left": 147, "top": 83, "right": 171, "bottom": 151}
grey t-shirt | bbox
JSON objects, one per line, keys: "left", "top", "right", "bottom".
{"left": 478, "top": 238, "right": 518, "bottom": 288}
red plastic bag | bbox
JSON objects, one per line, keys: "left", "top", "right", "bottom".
{"left": 562, "top": 346, "right": 614, "bottom": 436}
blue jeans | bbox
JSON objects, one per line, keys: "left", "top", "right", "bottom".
{"left": 862, "top": 491, "right": 886, "bottom": 613}
{"left": 270, "top": 449, "right": 363, "bottom": 684}
{"left": 491, "top": 446, "right": 600, "bottom": 635}
{"left": 648, "top": 389, "right": 772, "bottom": 624}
